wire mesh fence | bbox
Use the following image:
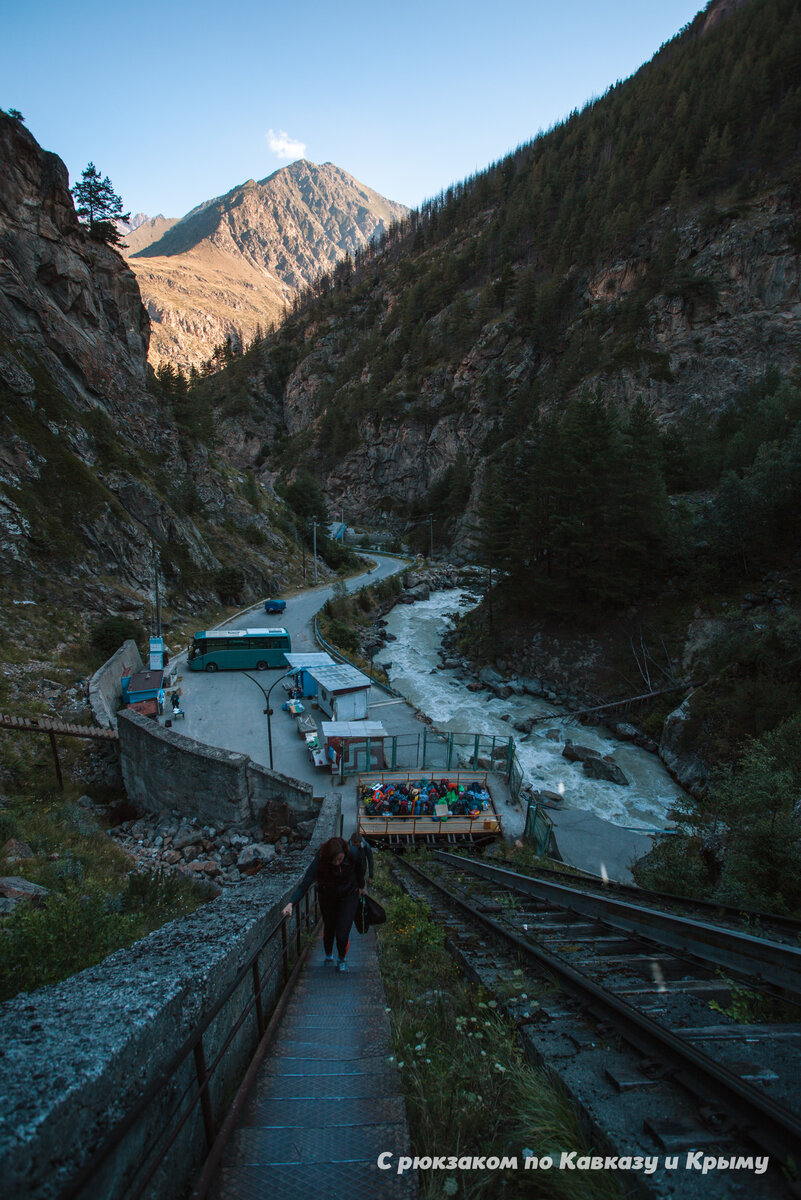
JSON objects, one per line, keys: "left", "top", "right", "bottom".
{"left": 345, "top": 730, "right": 516, "bottom": 775}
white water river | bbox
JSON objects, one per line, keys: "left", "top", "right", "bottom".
{"left": 375, "top": 589, "right": 684, "bottom": 832}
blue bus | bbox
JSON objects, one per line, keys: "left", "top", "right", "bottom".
{"left": 188, "top": 628, "right": 292, "bottom": 672}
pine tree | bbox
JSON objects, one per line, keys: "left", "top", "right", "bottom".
{"left": 71, "top": 163, "right": 130, "bottom": 244}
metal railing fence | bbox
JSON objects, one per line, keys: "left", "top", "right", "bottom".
{"left": 58, "top": 886, "right": 319, "bottom": 1200}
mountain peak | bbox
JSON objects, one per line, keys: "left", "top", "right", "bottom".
{"left": 126, "top": 160, "right": 408, "bottom": 368}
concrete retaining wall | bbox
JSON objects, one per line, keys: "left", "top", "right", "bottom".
{"left": 88, "top": 638, "right": 143, "bottom": 729}
{"left": 118, "top": 710, "right": 315, "bottom": 827}
{"left": 0, "top": 795, "right": 341, "bottom": 1200}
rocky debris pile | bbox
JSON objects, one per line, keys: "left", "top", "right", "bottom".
{"left": 433, "top": 646, "right": 604, "bottom": 721}
{"left": 106, "top": 809, "right": 317, "bottom": 887}
{"left": 0, "top": 660, "right": 90, "bottom": 717}
{"left": 396, "top": 565, "right": 479, "bottom": 604}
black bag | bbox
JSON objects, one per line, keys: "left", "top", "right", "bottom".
{"left": 354, "top": 895, "right": 387, "bottom": 935}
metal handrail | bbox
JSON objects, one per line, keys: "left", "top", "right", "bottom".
{"left": 57, "top": 885, "right": 318, "bottom": 1200}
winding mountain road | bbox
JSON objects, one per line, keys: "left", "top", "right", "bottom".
{"left": 168, "top": 554, "right": 412, "bottom": 795}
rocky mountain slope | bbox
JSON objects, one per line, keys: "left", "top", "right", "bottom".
{"left": 120, "top": 215, "right": 178, "bottom": 255}
{"left": 0, "top": 112, "right": 304, "bottom": 621}
{"left": 126, "top": 161, "right": 407, "bottom": 371}
{"left": 200, "top": 0, "right": 799, "bottom": 542}
{"left": 184, "top": 0, "right": 801, "bottom": 806}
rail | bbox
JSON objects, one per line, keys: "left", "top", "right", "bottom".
{"left": 432, "top": 852, "right": 801, "bottom": 996}
{"left": 523, "top": 799, "right": 554, "bottom": 855}
{"left": 396, "top": 855, "right": 801, "bottom": 1172}
{"left": 57, "top": 885, "right": 320, "bottom": 1200}
{"left": 0, "top": 710, "right": 120, "bottom": 789}
{"left": 488, "top": 853, "right": 801, "bottom": 939}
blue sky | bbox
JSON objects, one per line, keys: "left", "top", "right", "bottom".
{"left": 4, "top": 0, "right": 705, "bottom": 218}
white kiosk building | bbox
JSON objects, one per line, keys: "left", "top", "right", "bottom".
{"left": 305, "top": 663, "right": 372, "bottom": 721}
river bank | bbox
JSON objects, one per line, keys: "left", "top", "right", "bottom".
{"left": 373, "top": 589, "right": 686, "bottom": 880}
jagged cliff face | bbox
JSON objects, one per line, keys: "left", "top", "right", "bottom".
{"left": 0, "top": 115, "right": 299, "bottom": 614}
{"left": 0, "top": 117, "right": 151, "bottom": 429}
{"left": 255, "top": 188, "right": 800, "bottom": 539}
{"left": 126, "top": 160, "right": 408, "bottom": 371}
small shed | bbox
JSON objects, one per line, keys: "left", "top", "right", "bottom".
{"left": 306, "top": 664, "right": 371, "bottom": 720}
{"left": 122, "top": 669, "right": 164, "bottom": 710}
{"left": 322, "top": 721, "right": 387, "bottom": 772}
{"left": 285, "top": 652, "right": 336, "bottom": 698}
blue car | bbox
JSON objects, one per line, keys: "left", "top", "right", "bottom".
{"left": 264, "top": 598, "right": 287, "bottom": 613}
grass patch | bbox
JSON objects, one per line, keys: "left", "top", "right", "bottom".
{"left": 0, "top": 751, "right": 210, "bottom": 1002}
{"left": 374, "top": 854, "right": 623, "bottom": 1200}
{"left": 0, "top": 870, "right": 209, "bottom": 1001}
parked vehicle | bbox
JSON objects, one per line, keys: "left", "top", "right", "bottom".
{"left": 263, "top": 598, "right": 287, "bottom": 613}
{"left": 188, "top": 628, "right": 292, "bottom": 671}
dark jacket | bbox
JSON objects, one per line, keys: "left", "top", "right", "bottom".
{"left": 349, "top": 840, "right": 374, "bottom": 881}
{"left": 288, "top": 850, "right": 364, "bottom": 906}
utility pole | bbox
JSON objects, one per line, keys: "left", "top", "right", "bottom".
{"left": 312, "top": 518, "right": 318, "bottom": 585}
{"left": 429, "top": 515, "right": 434, "bottom": 561}
{"left": 151, "top": 539, "right": 161, "bottom": 636}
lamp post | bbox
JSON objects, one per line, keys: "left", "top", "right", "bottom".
{"left": 268, "top": 671, "right": 295, "bottom": 770}
{"left": 243, "top": 670, "right": 293, "bottom": 770}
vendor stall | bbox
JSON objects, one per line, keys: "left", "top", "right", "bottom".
{"left": 321, "top": 720, "right": 387, "bottom": 773}
{"left": 357, "top": 771, "right": 501, "bottom": 845}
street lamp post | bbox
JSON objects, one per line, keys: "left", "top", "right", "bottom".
{"left": 243, "top": 670, "right": 294, "bottom": 770}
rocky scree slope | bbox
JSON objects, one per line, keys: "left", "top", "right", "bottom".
{"left": 127, "top": 160, "right": 408, "bottom": 372}
{"left": 0, "top": 114, "right": 300, "bottom": 617}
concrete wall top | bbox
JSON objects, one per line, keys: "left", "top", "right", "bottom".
{"left": 89, "top": 638, "right": 143, "bottom": 729}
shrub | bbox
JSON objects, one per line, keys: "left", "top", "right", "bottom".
{"left": 90, "top": 616, "right": 146, "bottom": 662}
{"left": 215, "top": 566, "right": 245, "bottom": 603}
{"left": 327, "top": 619, "right": 360, "bottom": 653}
{"left": 0, "top": 885, "right": 140, "bottom": 1000}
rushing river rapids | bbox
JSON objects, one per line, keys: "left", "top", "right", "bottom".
{"left": 375, "top": 589, "right": 684, "bottom": 832}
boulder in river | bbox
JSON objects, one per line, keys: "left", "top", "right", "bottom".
{"left": 561, "top": 742, "right": 600, "bottom": 763}
{"left": 582, "top": 757, "right": 629, "bottom": 786}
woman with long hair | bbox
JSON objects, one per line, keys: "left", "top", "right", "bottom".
{"left": 282, "top": 836, "right": 366, "bottom": 972}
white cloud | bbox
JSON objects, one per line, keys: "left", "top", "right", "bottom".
{"left": 267, "top": 129, "right": 306, "bottom": 160}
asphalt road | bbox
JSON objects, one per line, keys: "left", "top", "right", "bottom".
{"left": 166, "top": 554, "right": 411, "bottom": 799}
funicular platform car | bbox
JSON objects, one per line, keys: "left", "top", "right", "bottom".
{"left": 357, "top": 770, "right": 502, "bottom": 847}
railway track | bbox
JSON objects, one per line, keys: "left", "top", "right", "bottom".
{"left": 391, "top": 850, "right": 801, "bottom": 1199}
{"left": 488, "top": 853, "right": 801, "bottom": 945}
